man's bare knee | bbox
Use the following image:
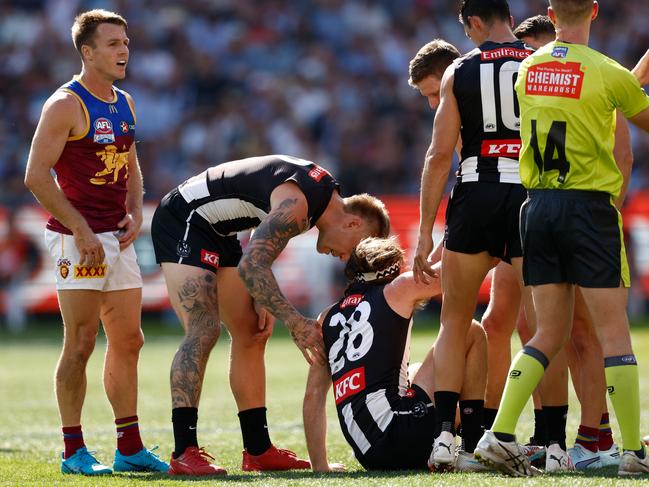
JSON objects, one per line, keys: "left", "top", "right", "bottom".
{"left": 63, "top": 325, "right": 99, "bottom": 363}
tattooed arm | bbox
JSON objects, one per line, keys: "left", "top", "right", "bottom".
{"left": 238, "top": 182, "right": 326, "bottom": 364}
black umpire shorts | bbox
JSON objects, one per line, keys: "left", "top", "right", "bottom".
{"left": 151, "top": 188, "right": 243, "bottom": 272}
{"left": 444, "top": 181, "right": 526, "bottom": 261}
{"left": 521, "top": 189, "right": 629, "bottom": 288}
{"left": 358, "top": 385, "right": 436, "bottom": 470}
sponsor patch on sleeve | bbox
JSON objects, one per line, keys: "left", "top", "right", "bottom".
{"left": 308, "top": 164, "right": 332, "bottom": 182}
{"left": 334, "top": 367, "right": 366, "bottom": 405}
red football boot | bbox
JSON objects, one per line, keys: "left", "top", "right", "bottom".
{"left": 169, "top": 447, "right": 227, "bottom": 476}
{"left": 242, "top": 445, "right": 311, "bottom": 471}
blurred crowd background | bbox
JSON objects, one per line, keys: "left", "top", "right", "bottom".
{"left": 2, "top": 0, "right": 649, "bottom": 205}
{"left": 1, "top": 0, "right": 649, "bottom": 327}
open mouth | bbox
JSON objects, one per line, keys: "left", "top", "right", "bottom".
{"left": 117, "top": 60, "right": 127, "bottom": 67}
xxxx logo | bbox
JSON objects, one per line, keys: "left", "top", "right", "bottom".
{"left": 74, "top": 265, "right": 107, "bottom": 278}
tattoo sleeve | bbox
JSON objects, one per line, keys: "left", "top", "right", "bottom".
{"left": 238, "top": 197, "right": 308, "bottom": 328}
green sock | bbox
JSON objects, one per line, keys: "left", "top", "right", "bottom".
{"left": 492, "top": 347, "right": 548, "bottom": 437}
{"left": 605, "top": 355, "right": 641, "bottom": 452}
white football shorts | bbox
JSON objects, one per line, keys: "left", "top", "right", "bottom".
{"left": 45, "top": 229, "right": 143, "bottom": 291}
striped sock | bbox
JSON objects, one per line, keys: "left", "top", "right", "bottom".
{"left": 575, "top": 424, "right": 599, "bottom": 453}
{"left": 598, "top": 412, "right": 614, "bottom": 451}
{"left": 116, "top": 415, "right": 144, "bottom": 456}
{"left": 62, "top": 425, "right": 85, "bottom": 459}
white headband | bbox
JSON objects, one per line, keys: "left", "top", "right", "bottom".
{"left": 355, "top": 262, "right": 401, "bottom": 283}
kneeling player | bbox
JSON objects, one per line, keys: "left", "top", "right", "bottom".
{"left": 302, "top": 237, "right": 487, "bottom": 471}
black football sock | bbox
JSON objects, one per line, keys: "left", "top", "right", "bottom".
{"left": 482, "top": 407, "right": 498, "bottom": 430}
{"left": 172, "top": 407, "right": 198, "bottom": 458}
{"left": 459, "top": 400, "right": 484, "bottom": 453}
{"left": 238, "top": 407, "right": 272, "bottom": 455}
{"left": 434, "top": 391, "right": 460, "bottom": 435}
{"left": 532, "top": 408, "right": 548, "bottom": 445}
{"left": 544, "top": 405, "right": 568, "bottom": 451}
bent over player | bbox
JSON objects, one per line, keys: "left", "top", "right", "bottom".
{"left": 303, "top": 237, "right": 487, "bottom": 471}
{"left": 151, "top": 154, "right": 389, "bottom": 475}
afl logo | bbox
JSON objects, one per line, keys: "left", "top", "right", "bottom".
{"left": 94, "top": 117, "right": 115, "bottom": 144}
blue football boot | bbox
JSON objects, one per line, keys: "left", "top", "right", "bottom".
{"left": 61, "top": 447, "right": 112, "bottom": 475}
{"left": 113, "top": 446, "right": 169, "bottom": 472}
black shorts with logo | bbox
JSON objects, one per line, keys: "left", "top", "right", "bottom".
{"left": 444, "top": 181, "right": 526, "bottom": 261}
{"left": 151, "top": 189, "right": 243, "bottom": 272}
{"left": 359, "top": 385, "right": 436, "bottom": 471}
{"left": 521, "top": 189, "right": 629, "bottom": 288}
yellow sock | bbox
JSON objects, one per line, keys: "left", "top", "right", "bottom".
{"left": 605, "top": 355, "right": 641, "bottom": 452}
{"left": 492, "top": 347, "right": 547, "bottom": 437}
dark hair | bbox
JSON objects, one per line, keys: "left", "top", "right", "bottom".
{"left": 344, "top": 237, "right": 404, "bottom": 284}
{"left": 549, "top": 0, "right": 594, "bottom": 25}
{"left": 513, "top": 15, "right": 556, "bottom": 40}
{"left": 408, "top": 39, "right": 461, "bottom": 86}
{"left": 71, "top": 9, "right": 127, "bottom": 57}
{"left": 459, "top": 0, "right": 511, "bottom": 25}
{"left": 343, "top": 194, "right": 390, "bottom": 239}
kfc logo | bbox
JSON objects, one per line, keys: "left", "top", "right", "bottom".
{"left": 201, "top": 249, "right": 220, "bottom": 269}
{"left": 93, "top": 117, "right": 115, "bottom": 144}
{"left": 480, "top": 139, "right": 522, "bottom": 158}
{"left": 334, "top": 367, "right": 366, "bottom": 405}
{"left": 308, "top": 164, "right": 331, "bottom": 182}
{"left": 340, "top": 294, "right": 363, "bottom": 309}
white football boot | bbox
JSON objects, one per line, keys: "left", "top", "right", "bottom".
{"left": 619, "top": 450, "right": 649, "bottom": 476}
{"left": 600, "top": 443, "right": 621, "bottom": 467}
{"left": 567, "top": 444, "right": 602, "bottom": 470}
{"left": 427, "top": 431, "right": 455, "bottom": 471}
{"left": 545, "top": 443, "right": 575, "bottom": 472}
{"left": 474, "top": 430, "right": 536, "bottom": 477}
{"left": 455, "top": 450, "right": 491, "bottom": 472}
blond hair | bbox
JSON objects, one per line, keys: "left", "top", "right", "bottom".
{"left": 549, "top": 0, "right": 594, "bottom": 25}
{"left": 343, "top": 194, "right": 390, "bottom": 239}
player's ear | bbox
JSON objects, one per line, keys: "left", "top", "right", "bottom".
{"left": 509, "top": 15, "right": 515, "bottom": 29}
{"left": 343, "top": 213, "right": 362, "bottom": 230}
{"left": 547, "top": 6, "right": 557, "bottom": 25}
{"left": 591, "top": 1, "right": 599, "bottom": 21}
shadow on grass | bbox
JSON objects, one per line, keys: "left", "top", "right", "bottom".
{"left": 117, "top": 469, "right": 427, "bottom": 482}
{"left": 109, "top": 466, "right": 639, "bottom": 482}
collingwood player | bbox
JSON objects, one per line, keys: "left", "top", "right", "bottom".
{"left": 151, "top": 154, "right": 389, "bottom": 475}
{"left": 303, "top": 237, "right": 487, "bottom": 471}
{"left": 411, "top": 0, "right": 537, "bottom": 469}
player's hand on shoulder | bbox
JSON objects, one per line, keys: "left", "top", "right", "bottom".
{"left": 115, "top": 212, "right": 142, "bottom": 250}
{"left": 74, "top": 226, "right": 105, "bottom": 267}
{"left": 288, "top": 316, "right": 326, "bottom": 365}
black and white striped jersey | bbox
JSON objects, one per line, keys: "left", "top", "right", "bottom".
{"left": 175, "top": 154, "right": 339, "bottom": 236}
{"left": 322, "top": 282, "right": 413, "bottom": 459}
{"left": 453, "top": 40, "right": 533, "bottom": 184}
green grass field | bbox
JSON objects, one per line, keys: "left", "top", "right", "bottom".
{"left": 2, "top": 318, "right": 649, "bottom": 486}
